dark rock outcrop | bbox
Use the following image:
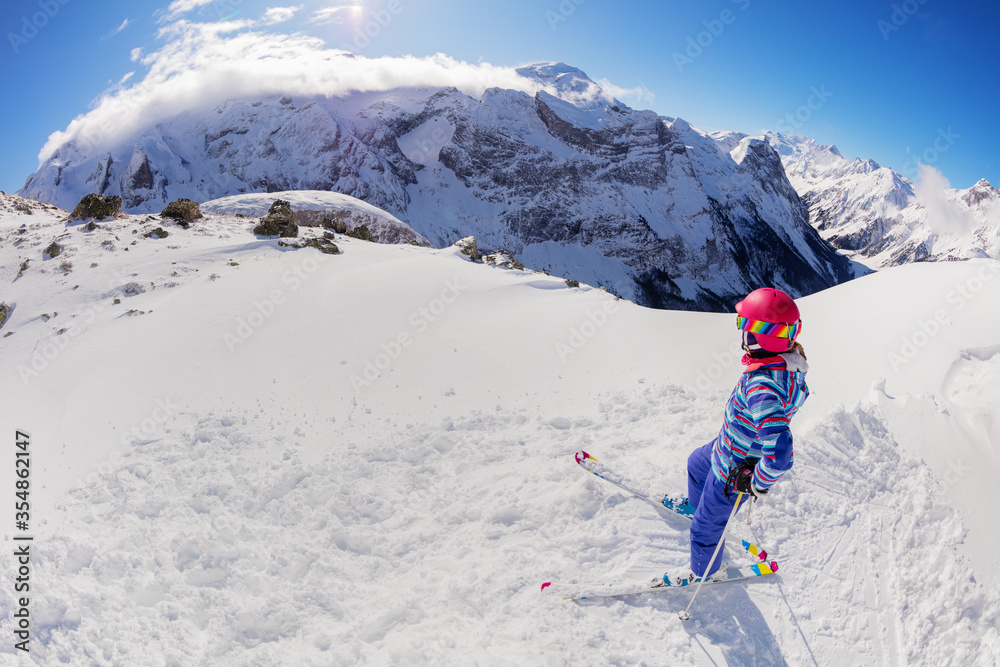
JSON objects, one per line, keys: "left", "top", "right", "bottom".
{"left": 322, "top": 215, "right": 348, "bottom": 234}
{"left": 0, "top": 302, "right": 11, "bottom": 330}
{"left": 70, "top": 193, "right": 122, "bottom": 220}
{"left": 346, "top": 224, "right": 374, "bottom": 242}
{"left": 160, "top": 198, "right": 203, "bottom": 227}
{"left": 453, "top": 236, "right": 482, "bottom": 261}
{"left": 483, "top": 249, "right": 524, "bottom": 270}
{"left": 252, "top": 199, "right": 298, "bottom": 237}
{"left": 43, "top": 241, "right": 61, "bottom": 259}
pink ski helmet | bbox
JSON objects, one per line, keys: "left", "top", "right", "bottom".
{"left": 735, "top": 288, "right": 801, "bottom": 353}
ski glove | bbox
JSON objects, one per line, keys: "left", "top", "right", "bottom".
{"left": 726, "top": 458, "right": 768, "bottom": 498}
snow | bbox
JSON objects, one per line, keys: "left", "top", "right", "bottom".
{"left": 517, "top": 241, "right": 638, "bottom": 301}
{"left": 514, "top": 62, "right": 623, "bottom": 112}
{"left": 395, "top": 117, "right": 456, "bottom": 166}
{"left": 756, "top": 132, "right": 1000, "bottom": 268}
{"left": 200, "top": 190, "right": 431, "bottom": 246}
{"left": 534, "top": 91, "right": 611, "bottom": 131}
{"left": 200, "top": 190, "right": 407, "bottom": 222}
{"left": 1, "top": 194, "right": 999, "bottom": 664}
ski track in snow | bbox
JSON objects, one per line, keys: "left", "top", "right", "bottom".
{"left": 2, "top": 386, "right": 998, "bottom": 666}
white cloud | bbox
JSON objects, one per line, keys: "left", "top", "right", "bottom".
{"left": 263, "top": 6, "right": 303, "bottom": 25}
{"left": 130, "top": 47, "right": 143, "bottom": 62}
{"left": 915, "top": 164, "right": 975, "bottom": 237}
{"left": 160, "top": 17, "right": 257, "bottom": 36}
{"left": 109, "top": 18, "right": 132, "bottom": 38}
{"left": 38, "top": 21, "right": 634, "bottom": 162}
{"left": 594, "top": 78, "right": 654, "bottom": 106}
{"left": 119, "top": 71, "right": 135, "bottom": 85}
{"left": 163, "top": 0, "right": 217, "bottom": 20}
{"left": 309, "top": 5, "right": 357, "bottom": 25}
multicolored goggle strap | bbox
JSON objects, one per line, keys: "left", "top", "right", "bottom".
{"left": 737, "top": 316, "right": 801, "bottom": 340}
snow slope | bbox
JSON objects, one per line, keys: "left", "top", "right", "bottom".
{"left": 1, "top": 194, "right": 998, "bottom": 665}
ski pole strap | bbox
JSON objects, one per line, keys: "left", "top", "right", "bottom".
{"left": 724, "top": 457, "right": 761, "bottom": 499}
{"left": 724, "top": 466, "right": 739, "bottom": 499}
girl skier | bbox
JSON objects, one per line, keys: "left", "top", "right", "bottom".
{"left": 669, "top": 287, "right": 809, "bottom": 585}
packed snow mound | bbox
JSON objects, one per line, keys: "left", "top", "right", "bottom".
{"left": 1, "top": 197, "right": 998, "bottom": 664}
{"left": 200, "top": 190, "right": 431, "bottom": 246}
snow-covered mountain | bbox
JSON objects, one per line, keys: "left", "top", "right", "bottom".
{"left": 714, "top": 131, "right": 1000, "bottom": 267}
{"left": 2, "top": 194, "right": 999, "bottom": 664}
{"left": 19, "top": 62, "right": 860, "bottom": 311}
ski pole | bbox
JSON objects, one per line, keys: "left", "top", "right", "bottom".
{"left": 678, "top": 491, "right": 744, "bottom": 622}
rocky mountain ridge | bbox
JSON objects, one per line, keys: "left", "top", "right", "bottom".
{"left": 20, "top": 62, "right": 861, "bottom": 310}
{"left": 729, "top": 132, "right": 1000, "bottom": 267}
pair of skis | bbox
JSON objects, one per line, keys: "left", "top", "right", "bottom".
{"left": 540, "top": 451, "right": 778, "bottom": 600}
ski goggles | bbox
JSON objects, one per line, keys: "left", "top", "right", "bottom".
{"left": 736, "top": 316, "right": 801, "bottom": 339}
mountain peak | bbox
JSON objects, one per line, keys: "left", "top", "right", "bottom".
{"left": 515, "top": 61, "right": 619, "bottom": 109}
{"left": 963, "top": 178, "right": 998, "bottom": 207}
{"left": 823, "top": 144, "right": 843, "bottom": 158}
{"left": 854, "top": 157, "right": 882, "bottom": 173}
{"left": 515, "top": 62, "right": 596, "bottom": 94}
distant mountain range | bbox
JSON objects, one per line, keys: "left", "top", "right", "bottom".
{"left": 754, "top": 133, "right": 998, "bottom": 266}
{"left": 20, "top": 61, "right": 994, "bottom": 309}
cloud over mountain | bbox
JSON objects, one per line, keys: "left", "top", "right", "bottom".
{"left": 39, "top": 18, "right": 628, "bottom": 164}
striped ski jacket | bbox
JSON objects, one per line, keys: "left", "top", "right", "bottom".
{"left": 710, "top": 351, "right": 810, "bottom": 491}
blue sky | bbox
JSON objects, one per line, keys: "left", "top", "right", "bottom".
{"left": 0, "top": 0, "right": 997, "bottom": 194}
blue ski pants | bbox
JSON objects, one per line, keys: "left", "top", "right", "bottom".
{"left": 687, "top": 441, "right": 748, "bottom": 576}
